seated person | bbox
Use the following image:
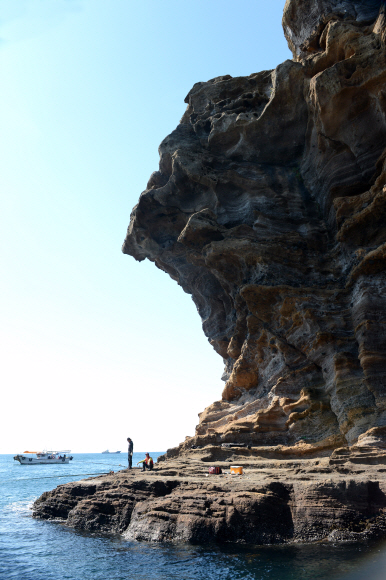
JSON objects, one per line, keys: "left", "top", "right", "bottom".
{"left": 137, "top": 453, "right": 154, "bottom": 471}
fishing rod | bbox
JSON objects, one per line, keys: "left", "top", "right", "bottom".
{"left": 3, "top": 471, "right": 112, "bottom": 483}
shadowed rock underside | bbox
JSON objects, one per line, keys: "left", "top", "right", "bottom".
{"left": 123, "top": 0, "right": 386, "bottom": 458}
{"left": 33, "top": 0, "right": 386, "bottom": 548}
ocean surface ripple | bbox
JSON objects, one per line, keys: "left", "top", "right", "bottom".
{"left": 1, "top": 453, "right": 386, "bottom": 580}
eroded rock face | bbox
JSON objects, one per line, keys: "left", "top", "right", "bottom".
{"left": 283, "top": 0, "right": 383, "bottom": 60}
{"left": 123, "top": 0, "right": 386, "bottom": 456}
{"left": 33, "top": 456, "right": 386, "bottom": 544}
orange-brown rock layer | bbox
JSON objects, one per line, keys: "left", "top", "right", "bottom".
{"left": 123, "top": 0, "right": 386, "bottom": 456}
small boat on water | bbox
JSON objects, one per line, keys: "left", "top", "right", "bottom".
{"left": 101, "top": 450, "right": 121, "bottom": 454}
{"left": 13, "top": 450, "right": 73, "bottom": 465}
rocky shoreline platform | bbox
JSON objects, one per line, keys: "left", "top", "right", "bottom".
{"left": 35, "top": 0, "right": 386, "bottom": 545}
{"left": 33, "top": 445, "right": 386, "bottom": 544}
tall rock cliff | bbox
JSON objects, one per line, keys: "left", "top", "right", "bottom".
{"left": 123, "top": 0, "right": 386, "bottom": 457}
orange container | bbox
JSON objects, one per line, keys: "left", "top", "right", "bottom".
{"left": 230, "top": 465, "right": 243, "bottom": 475}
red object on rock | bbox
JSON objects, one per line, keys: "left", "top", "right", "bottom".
{"left": 208, "top": 466, "right": 222, "bottom": 475}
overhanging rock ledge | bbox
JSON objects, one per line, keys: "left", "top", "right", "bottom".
{"left": 34, "top": 0, "right": 386, "bottom": 544}
{"left": 123, "top": 0, "right": 386, "bottom": 459}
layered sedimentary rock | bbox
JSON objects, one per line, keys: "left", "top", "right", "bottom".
{"left": 33, "top": 453, "right": 386, "bottom": 544}
{"left": 123, "top": 0, "right": 386, "bottom": 457}
{"left": 34, "top": 1, "right": 386, "bottom": 546}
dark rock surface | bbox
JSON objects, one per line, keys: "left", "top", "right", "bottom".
{"left": 123, "top": 0, "right": 386, "bottom": 457}
{"left": 33, "top": 453, "right": 386, "bottom": 544}
{"left": 35, "top": 0, "right": 386, "bottom": 545}
{"left": 283, "top": 0, "right": 383, "bottom": 60}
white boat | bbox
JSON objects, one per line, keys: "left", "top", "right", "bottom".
{"left": 102, "top": 450, "right": 121, "bottom": 454}
{"left": 13, "top": 450, "right": 73, "bottom": 465}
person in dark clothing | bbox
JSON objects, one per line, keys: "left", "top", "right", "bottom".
{"left": 127, "top": 438, "right": 133, "bottom": 469}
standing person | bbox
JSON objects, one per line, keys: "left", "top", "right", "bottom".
{"left": 127, "top": 437, "right": 133, "bottom": 469}
{"left": 137, "top": 453, "right": 153, "bottom": 471}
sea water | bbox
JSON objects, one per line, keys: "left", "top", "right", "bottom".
{"left": 1, "top": 453, "right": 386, "bottom": 580}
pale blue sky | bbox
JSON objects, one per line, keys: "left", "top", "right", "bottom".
{"left": 0, "top": 0, "right": 291, "bottom": 453}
